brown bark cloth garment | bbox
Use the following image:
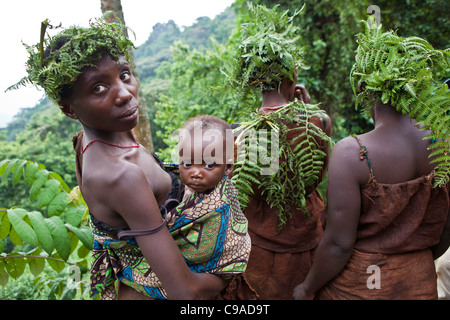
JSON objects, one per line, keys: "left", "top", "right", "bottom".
{"left": 233, "top": 116, "right": 329, "bottom": 300}
{"left": 317, "top": 136, "right": 449, "bottom": 300}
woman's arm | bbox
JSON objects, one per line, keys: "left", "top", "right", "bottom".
{"left": 293, "top": 138, "right": 365, "bottom": 299}
{"left": 107, "top": 163, "right": 226, "bottom": 299}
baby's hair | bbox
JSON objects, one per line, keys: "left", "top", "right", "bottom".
{"left": 179, "top": 115, "right": 234, "bottom": 164}
{"left": 181, "top": 115, "right": 231, "bottom": 136}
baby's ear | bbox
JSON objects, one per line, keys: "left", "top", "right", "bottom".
{"left": 59, "top": 100, "right": 79, "bottom": 120}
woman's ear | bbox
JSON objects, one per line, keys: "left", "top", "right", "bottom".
{"left": 58, "top": 100, "right": 78, "bottom": 120}
{"left": 225, "top": 163, "right": 234, "bottom": 178}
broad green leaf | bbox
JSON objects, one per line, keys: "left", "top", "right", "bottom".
{"left": 1, "top": 159, "right": 18, "bottom": 181}
{"left": 29, "top": 170, "right": 49, "bottom": 201}
{"left": 46, "top": 254, "right": 65, "bottom": 273}
{"left": 47, "top": 192, "right": 68, "bottom": 217}
{"left": 7, "top": 209, "right": 38, "bottom": 247}
{"left": 0, "top": 210, "right": 11, "bottom": 240}
{"left": 77, "top": 244, "right": 91, "bottom": 259}
{"left": 67, "top": 186, "right": 85, "bottom": 206}
{"left": 8, "top": 227, "right": 24, "bottom": 246}
{"left": 0, "top": 159, "right": 9, "bottom": 176}
{"left": 0, "top": 261, "right": 9, "bottom": 286}
{"left": 69, "top": 232, "right": 79, "bottom": 254}
{"left": 27, "top": 255, "right": 46, "bottom": 277}
{"left": 49, "top": 172, "right": 71, "bottom": 193}
{"left": 11, "top": 160, "right": 27, "bottom": 185}
{"left": 64, "top": 206, "right": 86, "bottom": 227}
{"left": 4, "top": 255, "right": 26, "bottom": 279}
{"left": 65, "top": 224, "right": 94, "bottom": 249}
{"left": 24, "top": 162, "right": 39, "bottom": 185}
{"left": 45, "top": 216, "right": 71, "bottom": 261}
{"left": 28, "top": 211, "right": 54, "bottom": 255}
{"left": 37, "top": 179, "right": 61, "bottom": 209}
{"left": 0, "top": 240, "right": 4, "bottom": 253}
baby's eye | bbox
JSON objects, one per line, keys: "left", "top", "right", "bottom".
{"left": 204, "top": 163, "right": 215, "bottom": 169}
{"left": 182, "top": 162, "right": 192, "bottom": 168}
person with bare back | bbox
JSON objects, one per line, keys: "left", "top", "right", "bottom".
{"left": 294, "top": 23, "right": 450, "bottom": 300}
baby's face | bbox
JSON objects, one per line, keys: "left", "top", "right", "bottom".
{"left": 178, "top": 132, "right": 232, "bottom": 193}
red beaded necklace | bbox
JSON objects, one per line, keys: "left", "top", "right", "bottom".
{"left": 81, "top": 139, "right": 140, "bottom": 154}
{"left": 258, "top": 105, "right": 286, "bottom": 111}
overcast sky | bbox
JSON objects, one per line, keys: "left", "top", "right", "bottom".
{"left": 0, "top": 0, "right": 235, "bottom": 127}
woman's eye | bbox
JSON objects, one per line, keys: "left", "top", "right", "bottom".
{"left": 92, "top": 84, "right": 107, "bottom": 94}
{"left": 121, "top": 71, "right": 131, "bottom": 81}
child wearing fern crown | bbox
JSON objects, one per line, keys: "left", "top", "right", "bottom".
{"left": 10, "top": 15, "right": 229, "bottom": 300}
{"left": 294, "top": 22, "right": 450, "bottom": 300}
{"left": 225, "top": 3, "right": 332, "bottom": 299}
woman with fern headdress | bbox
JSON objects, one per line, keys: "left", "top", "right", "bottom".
{"left": 10, "top": 15, "right": 228, "bottom": 300}
{"left": 226, "top": 3, "right": 333, "bottom": 299}
{"left": 294, "top": 22, "right": 450, "bottom": 300}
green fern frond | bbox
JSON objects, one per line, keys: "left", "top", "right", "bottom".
{"left": 350, "top": 21, "right": 450, "bottom": 187}
{"left": 6, "top": 14, "right": 135, "bottom": 102}
{"left": 232, "top": 101, "right": 333, "bottom": 231}
{"left": 224, "top": 3, "right": 307, "bottom": 96}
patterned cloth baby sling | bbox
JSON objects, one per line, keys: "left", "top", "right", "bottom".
{"left": 90, "top": 177, "right": 251, "bottom": 299}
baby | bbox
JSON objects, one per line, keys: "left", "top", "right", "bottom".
{"left": 134, "top": 115, "right": 252, "bottom": 299}
{"left": 168, "top": 115, "right": 251, "bottom": 274}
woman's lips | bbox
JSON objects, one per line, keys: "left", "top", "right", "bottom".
{"left": 119, "top": 107, "right": 138, "bottom": 120}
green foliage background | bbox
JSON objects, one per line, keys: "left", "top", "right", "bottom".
{"left": 0, "top": 0, "right": 448, "bottom": 299}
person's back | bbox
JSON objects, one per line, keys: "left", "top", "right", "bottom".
{"left": 315, "top": 103, "right": 449, "bottom": 299}
{"left": 294, "top": 22, "right": 450, "bottom": 300}
{"left": 342, "top": 104, "right": 435, "bottom": 187}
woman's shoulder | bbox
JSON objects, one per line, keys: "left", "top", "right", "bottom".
{"left": 331, "top": 136, "right": 361, "bottom": 157}
{"left": 84, "top": 156, "right": 143, "bottom": 190}
{"left": 328, "top": 135, "right": 374, "bottom": 186}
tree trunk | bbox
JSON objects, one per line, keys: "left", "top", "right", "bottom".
{"left": 100, "top": 0, "right": 154, "bottom": 152}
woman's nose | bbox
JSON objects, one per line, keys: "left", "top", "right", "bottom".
{"left": 115, "top": 84, "right": 133, "bottom": 106}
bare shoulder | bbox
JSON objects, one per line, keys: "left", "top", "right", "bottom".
{"left": 329, "top": 136, "right": 360, "bottom": 163}
{"left": 328, "top": 135, "right": 370, "bottom": 185}
{"left": 83, "top": 158, "right": 146, "bottom": 198}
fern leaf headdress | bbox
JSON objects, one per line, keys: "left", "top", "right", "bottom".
{"left": 230, "top": 4, "right": 333, "bottom": 230}
{"left": 350, "top": 22, "right": 450, "bottom": 187}
{"left": 226, "top": 2, "right": 308, "bottom": 94}
{"left": 7, "top": 14, "right": 135, "bottom": 102}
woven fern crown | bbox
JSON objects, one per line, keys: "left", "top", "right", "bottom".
{"left": 228, "top": 3, "right": 308, "bottom": 93}
{"left": 9, "top": 15, "right": 135, "bottom": 103}
{"left": 350, "top": 21, "right": 450, "bottom": 116}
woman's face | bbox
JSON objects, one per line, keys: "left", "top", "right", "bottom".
{"left": 60, "top": 54, "right": 139, "bottom": 132}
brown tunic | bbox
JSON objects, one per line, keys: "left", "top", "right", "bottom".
{"left": 317, "top": 137, "right": 449, "bottom": 300}
{"left": 238, "top": 116, "right": 329, "bottom": 300}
